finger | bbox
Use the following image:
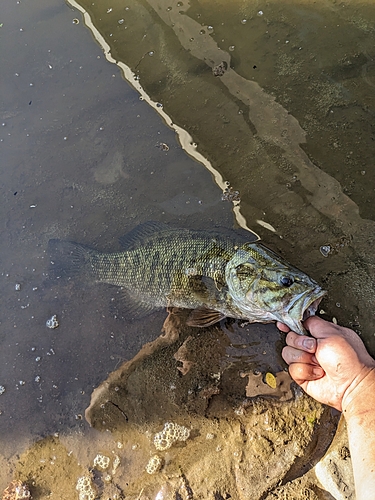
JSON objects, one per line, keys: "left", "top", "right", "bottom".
{"left": 277, "top": 322, "right": 290, "bottom": 333}
{"left": 285, "top": 331, "right": 317, "bottom": 353}
{"left": 304, "top": 317, "right": 375, "bottom": 366}
{"left": 282, "top": 346, "right": 318, "bottom": 366}
{"left": 288, "top": 362, "right": 325, "bottom": 385}
{"left": 303, "top": 316, "right": 342, "bottom": 338}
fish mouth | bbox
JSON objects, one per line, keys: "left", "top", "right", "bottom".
{"left": 284, "top": 288, "right": 327, "bottom": 335}
{"left": 302, "top": 296, "right": 323, "bottom": 321}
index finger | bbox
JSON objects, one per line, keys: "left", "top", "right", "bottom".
{"left": 276, "top": 322, "right": 290, "bottom": 333}
{"left": 286, "top": 331, "right": 317, "bottom": 353}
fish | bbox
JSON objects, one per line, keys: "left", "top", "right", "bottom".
{"left": 48, "top": 221, "right": 326, "bottom": 334}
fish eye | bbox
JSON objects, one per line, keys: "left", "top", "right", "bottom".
{"left": 280, "top": 275, "right": 294, "bottom": 287}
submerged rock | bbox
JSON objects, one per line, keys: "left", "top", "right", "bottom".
{"left": 84, "top": 308, "right": 338, "bottom": 499}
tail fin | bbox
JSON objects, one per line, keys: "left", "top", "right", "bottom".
{"left": 48, "top": 239, "right": 93, "bottom": 281}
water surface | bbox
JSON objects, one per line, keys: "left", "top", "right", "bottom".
{"left": 1, "top": 0, "right": 374, "bottom": 498}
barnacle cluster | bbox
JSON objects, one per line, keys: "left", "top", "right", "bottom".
{"left": 93, "top": 453, "right": 110, "bottom": 470}
{"left": 76, "top": 476, "right": 97, "bottom": 500}
{"left": 153, "top": 422, "right": 190, "bottom": 451}
{"left": 145, "top": 454, "right": 163, "bottom": 474}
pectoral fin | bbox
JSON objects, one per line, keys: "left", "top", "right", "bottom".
{"left": 186, "top": 308, "right": 226, "bottom": 327}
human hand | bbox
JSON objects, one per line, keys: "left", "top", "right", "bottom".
{"left": 279, "top": 316, "right": 375, "bottom": 412}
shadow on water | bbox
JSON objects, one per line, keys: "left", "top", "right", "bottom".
{"left": 1, "top": 0, "right": 374, "bottom": 498}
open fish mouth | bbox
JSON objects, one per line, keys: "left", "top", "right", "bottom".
{"left": 286, "top": 288, "right": 327, "bottom": 335}
{"left": 302, "top": 296, "right": 324, "bottom": 321}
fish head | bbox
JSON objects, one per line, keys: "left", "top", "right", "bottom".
{"left": 225, "top": 243, "right": 326, "bottom": 335}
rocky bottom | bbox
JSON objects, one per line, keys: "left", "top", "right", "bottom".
{"left": 1, "top": 310, "right": 354, "bottom": 500}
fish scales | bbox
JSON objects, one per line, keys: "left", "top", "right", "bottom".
{"left": 90, "top": 232, "right": 235, "bottom": 302}
{"left": 48, "top": 222, "right": 326, "bottom": 333}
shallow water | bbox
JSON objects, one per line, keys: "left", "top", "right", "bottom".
{"left": 1, "top": 0, "right": 374, "bottom": 498}
{"left": 67, "top": 0, "right": 375, "bottom": 343}
{"left": 1, "top": 0, "right": 234, "bottom": 443}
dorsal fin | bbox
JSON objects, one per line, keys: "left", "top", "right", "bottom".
{"left": 119, "top": 221, "right": 170, "bottom": 249}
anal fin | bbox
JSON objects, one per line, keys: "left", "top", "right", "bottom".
{"left": 110, "top": 287, "right": 160, "bottom": 320}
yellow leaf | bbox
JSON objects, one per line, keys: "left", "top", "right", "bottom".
{"left": 265, "top": 372, "right": 277, "bottom": 389}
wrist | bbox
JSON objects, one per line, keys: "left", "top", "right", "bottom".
{"left": 342, "top": 368, "right": 375, "bottom": 419}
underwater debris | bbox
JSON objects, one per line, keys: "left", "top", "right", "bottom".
{"left": 154, "top": 422, "right": 190, "bottom": 451}
{"left": 265, "top": 372, "right": 277, "bottom": 389}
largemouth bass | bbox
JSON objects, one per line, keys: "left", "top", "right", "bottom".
{"left": 48, "top": 221, "right": 326, "bottom": 334}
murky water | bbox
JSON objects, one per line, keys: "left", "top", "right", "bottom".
{"left": 1, "top": 0, "right": 374, "bottom": 498}
{"left": 66, "top": 0, "right": 375, "bottom": 343}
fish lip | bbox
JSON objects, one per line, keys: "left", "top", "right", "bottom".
{"left": 285, "top": 288, "right": 327, "bottom": 335}
{"left": 302, "top": 296, "right": 323, "bottom": 321}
